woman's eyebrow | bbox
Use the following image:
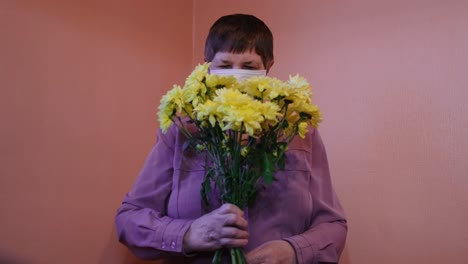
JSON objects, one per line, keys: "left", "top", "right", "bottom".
{"left": 243, "top": 61, "right": 259, "bottom": 65}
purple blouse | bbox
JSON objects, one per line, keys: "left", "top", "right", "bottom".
{"left": 115, "top": 124, "right": 347, "bottom": 264}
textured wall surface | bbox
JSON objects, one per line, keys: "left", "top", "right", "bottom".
{"left": 192, "top": 1, "right": 468, "bottom": 263}
{"left": 1, "top": 0, "right": 467, "bottom": 263}
{"left": 0, "top": 1, "right": 192, "bottom": 263}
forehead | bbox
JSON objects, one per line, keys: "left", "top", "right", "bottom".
{"left": 211, "top": 51, "right": 263, "bottom": 64}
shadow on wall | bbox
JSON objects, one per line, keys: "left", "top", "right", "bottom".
{"left": 0, "top": 253, "right": 32, "bottom": 264}
{"left": 340, "top": 245, "right": 351, "bottom": 264}
{"left": 99, "top": 227, "right": 160, "bottom": 264}
{"left": 0, "top": 231, "right": 157, "bottom": 264}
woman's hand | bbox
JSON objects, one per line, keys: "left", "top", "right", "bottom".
{"left": 183, "top": 203, "right": 249, "bottom": 253}
{"left": 246, "top": 240, "right": 297, "bottom": 264}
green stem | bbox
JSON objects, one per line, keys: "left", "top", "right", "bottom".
{"left": 230, "top": 248, "right": 246, "bottom": 264}
{"left": 236, "top": 248, "right": 247, "bottom": 263}
{"left": 230, "top": 248, "right": 237, "bottom": 264}
{"left": 212, "top": 249, "right": 223, "bottom": 264}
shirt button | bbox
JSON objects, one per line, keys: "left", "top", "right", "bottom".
{"left": 161, "top": 241, "right": 166, "bottom": 249}
{"left": 171, "top": 241, "right": 176, "bottom": 249}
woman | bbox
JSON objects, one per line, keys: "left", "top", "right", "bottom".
{"left": 115, "top": 14, "right": 347, "bottom": 264}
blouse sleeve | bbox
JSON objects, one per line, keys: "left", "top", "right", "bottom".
{"left": 114, "top": 126, "right": 193, "bottom": 260}
{"left": 284, "top": 129, "right": 348, "bottom": 264}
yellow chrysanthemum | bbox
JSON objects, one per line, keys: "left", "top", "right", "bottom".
{"left": 264, "top": 78, "right": 289, "bottom": 101}
{"left": 288, "top": 74, "right": 311, "bottom": 91}
{"left": 194, "top": 100, "right": 222, "bottom": 127}
{"left": 260, "top": 101, "right": 281, "bottom": 121}
{"left": 181, "top": 63, "right": 211, "bottom": 108}
{"left": 212, "top": 88, "right": 265, "bottom": 136}
{"left": 239, "top": 76, "right": 287, "bottom": 101}
{"left": 241, "top": 146, "right": 249, "bottom": 157}
{"left": 157, "top": 62, "right": 321, "bottom": 141}
{"left": 187, "top": 63, "right": 210, "bottom": 83}
{"left": 298, "top": 122, "right": 308, "bottom": 138}
{"left": 238, "top": 76, "right": 268, "bottom": 99}
{"left": 283, "top": 75, "right": 313, "bottom": 106}
{"left": 163, "top": 85, "right": 185, "bottom": 111}
{"left": 183, "top": 81, "right": 206, "bottom": 107}
{"left": 206, "top": 74, "right": 237, "bottom": 90}
{"left": 214, "top": 88, "right": 252, "bottom": 106}
{"left": 158, "top": 113, "right": 173, "bottom": 132}
{"left": 222, "top": 107, "right": 263, "bottom": 136}
{"left": 309, "top": 108, "right": 323, "bottom": 127}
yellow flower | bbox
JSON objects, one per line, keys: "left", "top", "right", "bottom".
{"left": 183, "top": 81, "right": 206, "bottom": 107}
{"left": 298, "top": 122, "right": 308, "bottom": 138}
{"left": 264, "top": 78, "right": 288, "bottom": 101}
{"left": 240, "top": 107, "right": 264, "bottom": 135}
{"left": 238, "top": 76, "right": 267, "bottom": 98}
{"left": 187, "top": 63, "right": 210, "bottom": 83}
{"left": 260, "top": 101, "right": 281, "bottom": 123}
{"left": 158, "top": 113, "right": 173, "bottom": 132}
{"left": 194, "top": 100, "right": 221, "bottom": 127}
{"left": 196, "top": 144, "right": 205, "bottom": 151}
{"left": 309, "top": 108, "right": 323, "bottom": 127}
{"left": 182, "top": 63, "right": 211, "bottom": 108}
{"left": 213, "top": 88, "right": 265, "bottom": 136}
{"left": 206, "top": 74, "right": 237, "bottom": 89}
{"left": 162, "top": 85, "right": 185, "bottom": 112}
{"left": 157, "top": 63, "right": 322, "bottom": 143}
{"left": 158, "top": 84, "right": 187, "bottom": 130}
{"left": 214, "top": 88, "right": 252, "bottom": 107}
{"left": 241, "top": 146, "right": 249, "bottom": 157}
{"left": 239, "top": 76, "right": 287, "bottom": 101}
{"left": 288, "top": 74, "right": 311, "bottom": 91}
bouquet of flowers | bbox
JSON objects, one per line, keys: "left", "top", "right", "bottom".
{"left": 157, "top": 63, "right": 322, "bottom": 264}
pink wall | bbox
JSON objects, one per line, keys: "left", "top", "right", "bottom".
{"left": 1, "top": 1, "right": 467, "bottom": 264}
{"left": 0, "top": 1, "right": 192, "bottom": 263}
{"left": 193, "top": 0, "right": 468, "bottom": 263}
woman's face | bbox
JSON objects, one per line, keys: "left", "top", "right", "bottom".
{"left": 209, "top": 51, "right": 265, "bottom": 70}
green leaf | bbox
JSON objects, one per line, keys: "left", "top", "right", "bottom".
{"left": 262, "top": 153, "right": 274, "bottom": 184}
{"left": 278, "top": 155, "right": 286, "bottom": 170}
{"left": 299, "top": 111, "right": 312, "bottom": 119}
{"left": 200, "top": 170, "right": 213, "bottom": 207}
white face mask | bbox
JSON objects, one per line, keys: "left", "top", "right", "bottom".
{"left": 209, "top": 69, "right": 267, "bottom": 80}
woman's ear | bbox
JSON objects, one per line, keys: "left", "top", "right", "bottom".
{"left": 266, "top": 60, "right": 274, "bottom": 74}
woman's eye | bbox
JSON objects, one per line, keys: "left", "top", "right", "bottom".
{"left": 219, "top": 65, "right": 232, "bottom": 69}
{"left": 243, "top": 65, "right": 257, "bottom": 70}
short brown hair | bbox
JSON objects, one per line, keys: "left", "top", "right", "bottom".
{"left": 204, "top": 14, "right": 274, "bottom": 67}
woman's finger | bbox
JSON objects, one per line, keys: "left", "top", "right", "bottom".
{"left": 220, "top": 226, "right": 249, "bottom": 239}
